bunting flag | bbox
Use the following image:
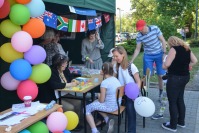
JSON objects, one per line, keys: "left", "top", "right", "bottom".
{"left": 36, "top": 11, "right": 50, "bottom": 20}
{"left": 69, "top": 6, "right": 97, "bottom": 16}
{"left": 88, "top": 18, "right": 95, "bottom": 30}
{"left": 57, "top": 16, "right": 68, "bottom": 31}
{"left": 76, "top": 20, "right": 86, "bottom": 32}
{"left": 95, "top": 16, "right": 102, "bottom": 29}
{"left": 43, "top": 12, "right": 57, "bottom": 29}
{"left": 68, "top": 19, "right": 77, "bottom": 32}
{"left": 103, "top": 13, "right": 110, "bottom": 23}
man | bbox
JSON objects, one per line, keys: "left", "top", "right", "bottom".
{"left": 131, "top": 20, "right": 167, "bottom": 102}
{"left": 180, "top": 28, "right": 185, "bottom": 40}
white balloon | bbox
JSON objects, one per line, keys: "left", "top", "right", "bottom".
{"left": 134, "top": 96, "right": 155, "bottom": 117}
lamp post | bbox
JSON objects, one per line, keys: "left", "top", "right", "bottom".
{"left": 117, "top": 8, "right": 123, "bottom": 33}
{"left": 195, "top": 0, "right": 198, "bottom": 39}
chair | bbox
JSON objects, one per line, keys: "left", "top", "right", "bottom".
{"left": 97, "top": 86, "right": 127, "bottom": 133}
{"left": 140, "top": 68, "right": 151, "bottom": 128}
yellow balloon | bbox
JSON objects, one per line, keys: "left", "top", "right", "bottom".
{"left": 0, "top": 19, "right": 21, "bottom": 38}
{"left": 64, "top": 111, "right": 79, "bottom": 130}
{"left": 29, "top": 63, "right": 51, "bottom": 84}
{"left": 8, "top": 0, "right": 16, "bottom": 6}
{"left": 0, "top": 43, "right": 23, "bottom": 63}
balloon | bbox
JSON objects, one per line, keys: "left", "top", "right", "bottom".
{"left": 134, "top": 96, "right": 155, "bottom": 117}
{"left": 125, "top": 82, "right": 139, "bottom": 100}
{"left": 9, "top": 4, "right": 30, "bottom": 25}
{"left": 29, "top": 63, "right": 51, "bottom": 84}
{"left": 22, "top": 18, "right": 46, "bottom": 38}
{"left": 17, "top": 79, "right": 38, "bottom": 101}
{"left": 53, "top": 132, "right": 63, "bottom": 133}
{"left": 16, "top": 0, "right": 31, "bottom": 4}
{"left": 19, "top": 129, "right": 31, "bottom": 133}
{"left": 24, "top": 45, "right": 46, "bottom": 65}
{"left": 63, "top": 130, "right": 71, "bottom": 133}
{"left": 57, "top": 107, "right": 63, "bottom": 113}
{"left": 10, "top": 59, "right": 32, "bottom": 81}
{"left": 0, "top": 19, "right": 21, "bottom": 38}
{"left": 27, "top": 121, "right": 49, "bottom": 133}
{"left": 0, "top": 43, "right": 23, "bottom": 63}
{"left": 47, "top": 112, "right": 68, "bottom": 132}
{"left": 64, "top": 111, "right": 79, "bottom": 130}
{"left": 0, "top": 0, "right": 4, "bottom": 8}
{"left": 8, "top": 0, "right": 16, "bottom": 6}
{"left": 11, "top": 31, "right": 33, "bottom": 52}
{"left": 25, "top": 0, "right": 45, "bottom": 17}
{"left": 1, "top": 71, "right": 20, "bottom": 91}
{"left": 0, "top": 0, "right": 10, "bottom": 19}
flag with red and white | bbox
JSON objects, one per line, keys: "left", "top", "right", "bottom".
{"left": 95, "top": 16, "right": 102, "bottom": 29}
{"left": 76, "top": 20, "right": 86, "bottom": 32}
{"left": 36, "top": 11, "right": 52, "bottom": 21}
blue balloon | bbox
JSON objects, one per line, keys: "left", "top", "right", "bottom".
{"left": 63, "top": 130, "right": 71, "bottom": 133}
{"left": 19, "top": 129, "right": 31, "bottom": 133}
{"left": 10, "top": 59, "right": 32, "bottom": 81}
{"left": 25, "top": 0, "right": 45, "bottom": 17}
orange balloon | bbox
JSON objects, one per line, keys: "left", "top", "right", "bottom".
{"left": 0, "top": 0, "right": 10, "bottom": 19}
{"left": 57, "top": 107, "right": 63, "bottom": 113}
{"left": 15, "top": 0, "right": 31, "bottom": 4}
{"left": 22, "top": 18, "right": 46, "bottom": 38}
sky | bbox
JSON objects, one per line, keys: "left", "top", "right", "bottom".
{"left": 116, "top": 0, "right": 131, "bottom": 15}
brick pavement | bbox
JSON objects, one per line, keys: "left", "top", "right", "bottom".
{"left": 74, "top": 88, "right": 199, "bottom": 133}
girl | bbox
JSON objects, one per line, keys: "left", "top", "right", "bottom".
{"left": 86, "top": 62, "right": 121, "bottom": 133}
{"left": 112, "top": 46, "right": 141, "bottom": 133}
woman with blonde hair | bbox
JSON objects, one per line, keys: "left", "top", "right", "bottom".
{"left": 112, "top": 46, "right": 141, "bottom": 133}
{"left": 162, "top": 36, "right": 197, "bottom": 132}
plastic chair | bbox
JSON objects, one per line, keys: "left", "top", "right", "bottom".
{"left": 97, "top": 86, "right": 127, "bottom": 133}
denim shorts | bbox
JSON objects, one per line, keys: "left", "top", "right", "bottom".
{"left": 143, "top": 52, "right": 165, "bottom": 75}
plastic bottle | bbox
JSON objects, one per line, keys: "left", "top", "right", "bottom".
{"left": 45, "top": 100, "right": 56, "bottom": 110}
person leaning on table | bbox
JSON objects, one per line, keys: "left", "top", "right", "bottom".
{"left": 37, "top": 54, "right": 81, "bottom": 113}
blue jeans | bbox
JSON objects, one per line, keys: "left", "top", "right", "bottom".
{"left": 126, "top": 97, "right": 136, "bottom": 133}
{"left": 166, "top": 75, "right": 190, "bottom": 128}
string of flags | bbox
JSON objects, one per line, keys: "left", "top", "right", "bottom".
{"left": 35, "top": 10, "right": 110, "bottom": 32}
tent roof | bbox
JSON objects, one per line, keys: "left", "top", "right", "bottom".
{"left": 43, "top": 0, "right": 116, "bottom": 14}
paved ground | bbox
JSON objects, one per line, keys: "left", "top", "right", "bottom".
{"left": 73, "top": 87, "right": 199, "bottom": 133}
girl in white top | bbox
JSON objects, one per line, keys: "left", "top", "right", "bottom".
{"left": 112, "top": 46, "right": 141, "bottom": 133}
{"left": 86, "top": 62, "right": 121, "bottom": 133}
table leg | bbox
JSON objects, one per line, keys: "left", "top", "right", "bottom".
{"left": 83, "top": 93, "right": 87, "bottom": 133}
{"left": 58, "top": 91, "right": 61, "bottom": 104}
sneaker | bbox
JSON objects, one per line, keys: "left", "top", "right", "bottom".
{"left": 151, "top": 114, "right": 163, "bottom": 120}
{"left": 177, "top": 124, "right": 186, "bottom": 128}
{"left": 107, "top": 119, "right": 114, "bottom": 133}
{"left": 162, "top": 122, "right": 177, "bottom": 132}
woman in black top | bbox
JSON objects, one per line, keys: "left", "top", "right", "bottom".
{"left": 161, "top": 36, "right": 197, "bottom": 132}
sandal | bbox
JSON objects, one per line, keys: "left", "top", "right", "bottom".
{"left": 96, "top": 120, "right": 106, "bottom": 128}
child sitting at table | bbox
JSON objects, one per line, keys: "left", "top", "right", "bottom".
{"left": 86, "top": 62, "right": 121, "bottom": 133}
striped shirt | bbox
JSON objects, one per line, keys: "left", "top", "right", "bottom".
{"left": 136, "top": 25, "right": 163, "bottom": 55}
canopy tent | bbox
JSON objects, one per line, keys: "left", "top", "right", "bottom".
{"left": 0, "top": 0, "right": 116, "bottom": 111}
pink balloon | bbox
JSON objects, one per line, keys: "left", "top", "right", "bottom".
{"left": 11, "top": 31, "right": 33, "bottom": 52}
{"left": 47, "top": 112, "right": 68, "bottom": 132}
{"left": 0, "top": 71, "right": 20, "bottom": 91}
{"left": 0, "top": 0, "right": 4, "bottom": 8}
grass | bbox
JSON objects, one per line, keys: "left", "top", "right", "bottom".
{"left": 128, "top": 47, "right": 199, "bottom": 82}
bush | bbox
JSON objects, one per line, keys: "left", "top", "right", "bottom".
{"left": 188, "top": 39, "right": 199, "bottom": 47}
{"left": 122, "top": 40, "right": 143, "bottom": 55}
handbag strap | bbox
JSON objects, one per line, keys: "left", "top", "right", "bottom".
{"left": 128, "top": 63, "right": 136, "bottom": 83}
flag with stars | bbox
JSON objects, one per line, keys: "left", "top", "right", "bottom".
{"left": 76, "top": 20, "right": 86, "bottom": 32}
{"left": 43, "top": 12, "right": 57, "bottom": 29}
{"left": 88, "top": 18, "right": 95, "bottom": 30}
{"left": 95, "top": 16, "right": 102, "bottom": 29}
{"left": 57, "top": 16, "right": 68, "bottom": 31}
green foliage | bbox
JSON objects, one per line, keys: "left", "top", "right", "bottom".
{"left": 187, "top": 39, "right": 199, "bottom": 47}
{"left": 122, "top": 40, "right": 136, "bottom": 55}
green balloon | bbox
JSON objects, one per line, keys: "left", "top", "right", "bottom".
{"left": 9, "top": 4, "right": 30, "bottom": 25}
{"left": 27, "top": 121, "right": 49, "bottom": 133}
{"left": 29, "top": 63, "right": 52, "bottom": 84}
{"left": 0, "top": 19, "right": 21, "bottom": 38}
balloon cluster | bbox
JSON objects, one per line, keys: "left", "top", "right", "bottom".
{"left": 0, "top": 0, "right": 51, "bottom": 101}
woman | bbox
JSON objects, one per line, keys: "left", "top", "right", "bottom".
{"left": 53, "top": 31, "right": 67, "bottom": 56}
{"left": 86, "top": 62, "right": 121, "bottom": 133}
{"left": 40, "top": 29, "right": 59, "bottom": 66}
{"left": 37, "top": 54, "right": 81, "bottom": 113}
{"left": 162, "top": 36, "right": 197, "bottom": 132}
{"left": 81, "top": 30, "right": 104, "bottom": 70}
{"left": 112, "top": 46, "right": 141, "bottom": 133}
